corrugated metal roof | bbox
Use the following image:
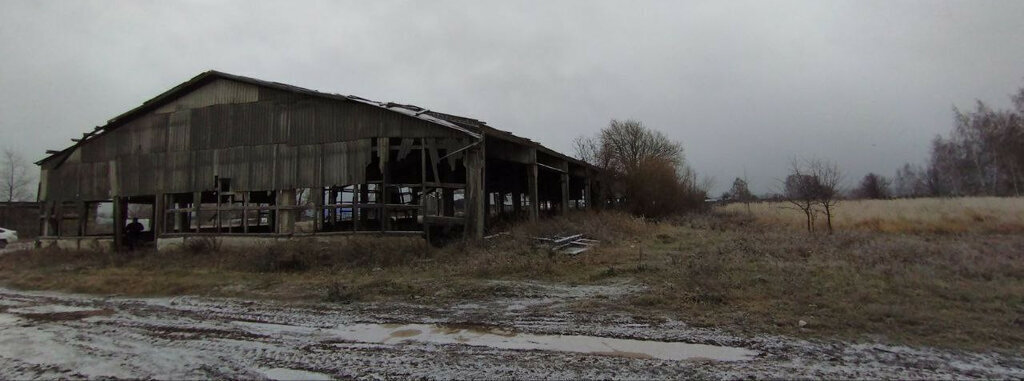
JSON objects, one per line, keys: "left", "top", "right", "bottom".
{"left": 37, "top": 70, "right": 589, "bottom": 170}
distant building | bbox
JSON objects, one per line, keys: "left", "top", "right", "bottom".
{"left": 36, "top": 71, "right": 598, "bottom": 250}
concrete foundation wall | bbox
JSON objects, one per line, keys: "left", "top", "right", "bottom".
{"left": 38, "top": 237, "right": 115, "bottom": 252}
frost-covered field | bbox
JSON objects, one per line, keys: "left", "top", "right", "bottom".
{"left": 1, "top": 284, "right": 1021, "bottom": 380}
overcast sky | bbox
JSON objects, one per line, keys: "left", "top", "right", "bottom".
{"left": 2, "top": 0, "right": 1023, "bottom": 194}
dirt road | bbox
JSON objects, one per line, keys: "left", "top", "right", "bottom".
{"left": 0, "top": 284, "right": 1021, "bottom": 379}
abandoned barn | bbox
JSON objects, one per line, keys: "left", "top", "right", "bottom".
{"left": 36, "top": 71, "right": 598, "bottom": 250}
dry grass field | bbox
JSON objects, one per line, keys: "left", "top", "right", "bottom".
{"left": 1, "top": 199, "right": 1022, "bottom": 351}
{"left": 722, "top": 197, "right": 1024, "bottom": 234}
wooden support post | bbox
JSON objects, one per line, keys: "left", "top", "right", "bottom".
{"left": 421, "top": 145, "right": 429, "bottom": 241}
{"left": 77, "top": 201, "right": 87, "bottom": 236}
{"left": 559, "top": 172, "right": 570, "bottom": 215}
{"left": 277, "top": 189, "right": 296, "bottom": 235}
{"left": 154, "top": 194, "right": 163, "bottom": 237}
{"left": 357, "top": 184, "right": 368, "bottom": 231}
{"left": 327, "top": 188, "right": 336, "bottom": 228}
{"left": 527, "top": 149, "right": 539, "bottom": 222}
{"left": 512, "top": 192, "right": 522, "bottom": 218}
{"left": 583, "top": 177, "right": 592, "bottom": 210}
{"left": 242, "top": 193, "right": 249, "bottom": 234}
{"left": 112, "top": 196, "right": 125, "bottom": 251}
{"left": 314, "top": 188, "right": 323, "bottom": 232}
{"left": 442, "top": 189, "right": 454, "bottom": 216}
{"left": 464, "top": 140, "right": 486, "bottom": 239}
{"left": 381, "top": 138, "right": 392, "bottom": 232}
{"left": 215, "top": 192, "right": 222, "bottom": 232}
{"left": 193, "top": 191, "right": 201, "bottom": 233}
{"left": 40, "top": 202, "right": 52, "bottom": 237}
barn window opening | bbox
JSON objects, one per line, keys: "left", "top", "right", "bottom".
{"left": 85, "top": 201, "right": 113, "bottom": 236}
{"left": 321, "top": 185, "right": 357, "bottom": 232}
{"left": 164, "top": 193, "right": 194, "bottom": 234}
{"left": 244, "top": 190, "right": 276, "bottom": 234}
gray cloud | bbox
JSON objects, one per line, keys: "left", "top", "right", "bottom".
{"left": 2, "top": 0, "right": 1022, "bottom": 194}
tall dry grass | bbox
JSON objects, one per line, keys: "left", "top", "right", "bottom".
{"left": 723, "top": 197, "right": 1024, "bottom": 233}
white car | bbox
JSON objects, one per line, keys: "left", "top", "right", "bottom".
{"left": 0, "top": 227, "right": 18, "bottom": 249}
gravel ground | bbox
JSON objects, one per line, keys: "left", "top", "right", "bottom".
{"left": 0, "top": 284, "right": 1021, "bottom": 380}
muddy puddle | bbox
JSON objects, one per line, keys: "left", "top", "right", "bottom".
{"left": 327, "top": 323, "right": 758, "bottom": 362}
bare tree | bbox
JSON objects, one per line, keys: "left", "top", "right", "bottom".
{"left": 1, "top": 148, "right": 34, "bottom": 202}
{"left": 781, "top": 158, "right": 842, "bottom": 234}
{"left": 782, "top": 169, "right": 818, "bottom": 233}
{"left": 808, "top": 159, "right": 842, "bottom": 234}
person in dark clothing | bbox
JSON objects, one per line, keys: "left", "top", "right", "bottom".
{"left": 125, "top": 218, "right": 145, "bottom": 251}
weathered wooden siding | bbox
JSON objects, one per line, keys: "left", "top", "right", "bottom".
{"left": 154, "top": 78, "right": 260, "bottom": 114}
{"left": 43, "top": 78, "right": 468, "bottom": 201}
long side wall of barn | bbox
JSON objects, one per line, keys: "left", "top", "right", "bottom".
{"left": 36, "top": 78, "right": 595, "bottom": 251}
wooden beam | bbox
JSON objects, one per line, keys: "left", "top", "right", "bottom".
{"left": 380, "top": 137, "right": 391, "bottom": 232}
{"left": 560, "top": 172, "right": 569, "bottom": 215}
{"left": 421, "top": 145, "right": 430, "bottom": 243}
{"left": 464, "top": 139, "right": 486, "bottom": 239}
{"left": 193, "top": 191, "right": 201, "bottom": 233}
{"left": 113, "top": 196, "right": 125, "bottom": 251}
{"left": 527, "top": 149, "right": 539, "bottom": 222}
{"left": 154, "top": 194, "right": 164, "bottom": 237}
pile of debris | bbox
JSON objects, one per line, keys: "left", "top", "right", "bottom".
{"left": 533, "top": 233, "right": 599, "bottom": 255}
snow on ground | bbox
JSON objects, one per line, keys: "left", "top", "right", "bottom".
{"left": 0, "top": 285, "right": 1021, "bottom": 380}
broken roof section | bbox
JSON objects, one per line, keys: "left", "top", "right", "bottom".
{"left": 37, "top": 70, "right": 587, "bottom": 169}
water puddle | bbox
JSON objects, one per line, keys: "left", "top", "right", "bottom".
{"left": 327, "top": 323, "right": 758, "bottom": 362}
{"left": 257, "top": 367, "right": 333, "bottom": 380}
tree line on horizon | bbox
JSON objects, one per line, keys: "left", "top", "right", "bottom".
{"left": 892, "top": 85, "right": 1024, "bottom": 198}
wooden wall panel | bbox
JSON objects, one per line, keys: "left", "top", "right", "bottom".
{"left": 167, "top": 110, "right": 191, "bottom": 152}
{"left": 295, "top": 144, "right": 321, "bottom": 188}
{"left": 43, "top": 79, "right": 479, "bottom": 206}
{"left": 322, "top": 140, "right": 370, "bottom": 186}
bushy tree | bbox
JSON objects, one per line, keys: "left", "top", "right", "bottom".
{"left": 574, "top": 119, "right": 706, "bottom": 217}
{"left": 854, "top": 173, "right": 891, "bottom": 199}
